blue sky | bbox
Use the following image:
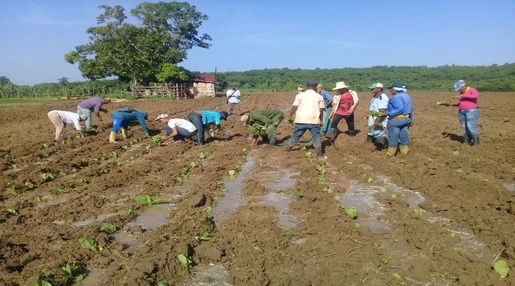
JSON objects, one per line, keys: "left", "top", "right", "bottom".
{"left": 1, "top": 0, "right": 514, "bottom": 86}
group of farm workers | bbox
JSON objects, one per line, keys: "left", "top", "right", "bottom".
{"left": 47, "top": 79, "right": 479, "bottom": 156}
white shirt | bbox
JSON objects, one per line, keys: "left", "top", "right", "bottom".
{"left": 226, "top": 89, "right": 241, "bottom": 104}
{"left": 167, "top": 118, "right": 197, "bottom": 133}
{"left": 52, "top": 110, "right": 82, "bottom": 130}
{"left": 368, "top": 93, "right": 389, "bottom": 126}
{"left": 292, "top": 89, "right": 324, "bottom": 124}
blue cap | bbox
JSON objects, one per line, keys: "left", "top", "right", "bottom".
{"left": 142, "top": 112, "right": 149, "bottom": 119}
{"left": 453, "top": 80, "right": 465, "bottom": 92}
{"left": 388, "top": 82, "right": 406, "bottom": 89}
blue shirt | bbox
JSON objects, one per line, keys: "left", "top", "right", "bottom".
{"left": 387, "top": 92, "right": 413, "bottom": 119}
{"left": 320, "top": 90, "right": 333, "bottom": 110}
{"left": 200, "top": 110, "right": 222, "bottom": 125}
{"left": 111, "top": 111, "right": 149, "bottom": 133}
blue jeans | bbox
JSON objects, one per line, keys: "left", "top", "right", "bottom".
{"left": 458, "top": 108, "right": 479, "bottom": 137}
{"left": 165, "top": 126, "right": 196, "bottom": 140}
{"left": 111, "top": 115, "right": 128, "bottom": 132}
{"left": 387, "top": 117, "right": 412, "bottom": 146}
{"left": 188, "top": 112, "right": 205, "bottom": 146}
{"left": 288, "top": 123, "right": 322, "bottom": 149}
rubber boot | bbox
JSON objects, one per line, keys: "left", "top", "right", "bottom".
{"left": 471, "top": 135, "right": 479, "bottom": 146}
{"left": 315, "top": 147, "right": 323, "bottom": 157}
{"left": 367, "top": 135, "right": 374, "bottom": 143}
{"left": 399, "top": 145, "right": 410, "bottom": 155}
{"left": 268, "top": 138, "right": 277, "bottom": 146}
{"left": 328, "top": 128, "right": 338, "bottom": 141}
{"left": 109, "top": 131, "right": 116, "bottom": 143}
{"left": 387, "top": 146, "right": 398, "bottom": 156}
{"left": 463, "top": 135, "right": 470, "bottom": 145}
{"left": 121, "top": 128, "right": 127, "bottom": 139}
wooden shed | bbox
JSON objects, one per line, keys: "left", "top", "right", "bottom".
{"left": 190, "top": 74, "right": 216, "bottom": 98}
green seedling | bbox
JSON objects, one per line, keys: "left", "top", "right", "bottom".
{"left": 122, "top": 209, "right": 137, "bottom": 217}
{"left": 177, "top": 254, "right": 193, "bottom": 267}
{"left": 391, "top": 273, "right": 403, "bottom": 281}
{"left": 354, "top": 222, "right": 361, "bottom": 228}
{"left": 414, "top": 208, "right": 424, "bottom": 216}
{"left": 6, "top": 187, "right": 18, "bottom": 195}
{"left": 100, "top": 223, "right": 117, "bottom": 234}
{"left": 34, "top": 279, "right": 52, "bottom": 286}
{"left": 391, "top": 193, "right": 399, "bottom": 199}
{"left": 181, "top": 167, "right": 189, "bottom": 175}
{"left": 322, "top": 187, "right": 333, "bottom": 194}
{"left": 456, "top": 168, "right": 464, "bottom": 173}
{"left": 199, "top": 151, "right": 209, "bottom": 159}
{"left": 368, "top": 110, "right": 381, "bottom": 117}
{"left": 156, "top": 282, "right": 169, "bottom": 286}
{"left": 332, "top": 194, "right": 340, "bottom": 202}
{"left": 317, "top": 175, "right": 325, "bottom": 185}
{"left": 316, "top": 164, "right": 326, "bottom": 174}
{"left": 42, "top": 143, "right": 50, "bottom": 149}
{"left": 452, "top": 247, "right": 466, "bottom": 254}
{"left": 220, "top": 186, "right": 228, "bottom": 193}
{"left": 450, "top": 231, "right": 458, "bottom": 238}
{"left": 41, "top": 172, "right": 55, "bottom": 182}
{"left": 24, "top": 180, "right": 35, "bottom": 189}
{"left": 35, "top": 196, "right": 46, "bottom": 203}
{"left": 202, "top": 206, "right": 213, "bottom": 213}
{"left": 453, "top": 150, "right": 460, "bottom": 156}
{"left": 228, "top": 169, "right": 236, "bottom": 176}
{"left": 492, "top": 259, "right": 510, "bottom": 278}
{"left": 59, "top": 262, "right": 85, "bottom": 283}
{"left": 121, "top": 145, "right": 129, "bottom": 151}
{"left": 145, "top": 143, "right": 153, "bottom": 150}
{"left": 373, "top": 242, "right": 381, "bottom": 247}
{"left": 212, "top": 196, "right": 221, "bottom": 202}
{"left": 110, "top": 151, "right": 118, "bottom": 158}
{"left": 285, "top": 117, "right": 294, "bottom": 123}
{"left": 190, "top": 161, "right": 198, "bottom": 168}
{"left": 78, "top": 177, "right": 89, "bottom": 184}
{"left": 7, "top": 208, "right": 18, "bottom": 216}
{"left": 152, "top": 135, "right": 161, "bottom": 143}
{"left": 195, "top": 232, "right": 212, "bottom": 242}
{"left": 79, "top": 237, "right": 102, "bottom": 252}
{"left": 134, "top": 195, "right": 167, "bottom": 206}
{"left": 367, "top": 177, "right": 373, "bottom": 184}
{"left": 236, "top": 161, "right": 242, "bottom": 171}
{"left": 436, "top": 100, "right": 448, "bottom": 105}
{"left": 341, "top": 206, "right": 357, "bottom": 219}
{"left": 380, "top": 255, "right": 389, "bottom": 265}
{"left": 50, "top": 188, "right": 63, "bottom": 195}
{"left": 11, "top": 164, "right": 17, "bottom": 170}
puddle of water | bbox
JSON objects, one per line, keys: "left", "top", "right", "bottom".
{"left": 259, "top": 192, "right": 298, "bottom": 228}
{"left": 71, "top": 213, "right": 118, "bottom": 227}
{"left": 261, "top": 169, "right": 296, "bottom": 190}
{"left": 183, "top": 263, "right": 231, "bottom": 286}
{"left": 213, "top": 158, "right": 254, "bottom": 225}
{"left": 339, "top": 182, "right": 392, "bottom": 231}
{"left": 376, "top": 175, "right": 425, "bottom": 208}
{"left": 132, "top": 202, "right": 176, "bottom": 230}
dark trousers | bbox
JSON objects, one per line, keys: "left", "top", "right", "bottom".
{"left": 187, "top": 112, "right": 205, "bottom": 146}
{"left": 331, "top": 113, "right": 355, "bottom": 132}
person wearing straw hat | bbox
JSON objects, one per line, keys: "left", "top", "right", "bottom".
{"left": 47, "top": 110, "right": 86, "bottom": 141}
{"left": 328, "top": 81, "right": 360, "bottom": 140}
{"left": 285, "top": 80, "right": 325, "bottom": 157}
{"left": 155, "top": 114, "right": 197, "bottom": 144}
{"left": 386, "top": 82, "right": 413, "bottom": 155}
{"left": 367, "top": 82, "right": 389, "bottom": 150}
{"left": 240, "top": 109, "right": 285, "bottom": 147}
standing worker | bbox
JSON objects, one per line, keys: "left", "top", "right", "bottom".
{"left": 285, "top": 80, "right": 325, "bottom": 157}
{"left": 386, "top": 82, "right": 413, "bottom": 155}
{"left": 226, "top": 86, "right": 242, "bottom": 115}
{"left": 109, "top": 108, "right": 149, "bottom": 143}
{"left": 316, "top": 84, "right": 333, "bottom": 135}
{"left": 328, "top": 81, "right": 359, "bottom": 140}
{"left": 240, "top": 109, "right": 285, "bottom": 147}
{"left": 47, "top": 110, "right": 86, "bottom": 141}
{"left": 440, "top": 80, "right": 480, "bottom": 146}
{"left": 367, "top": 83, "right": 389, "bottom": 150}
{"left": 187, "top": 110, "right": 229, "bottom": 146}
{"left": 77, "top": 97, "right": 111, "bottom": 131}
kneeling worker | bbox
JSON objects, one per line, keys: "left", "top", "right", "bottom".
{"left": 241, "top": 109, "right": 284, "bottom": 147}
{"left": 109, "top": 107, "right": 149, "bottom": 142}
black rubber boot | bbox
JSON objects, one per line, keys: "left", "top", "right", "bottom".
{"left": 471, "top": 135, "right": 479, "bottom": 146}
{"left": 463, "top": 135, "right": 470, "bottom": 145}
{"left": 374, "top": 137, "right": 386, "bottom": 150}
{"left": 367, "top": 135, "right": 374, "bottom": 143}
{"left": 315, "top": 147, "right": 323, "bottom": 157}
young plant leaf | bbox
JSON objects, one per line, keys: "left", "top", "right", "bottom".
{"left": 492, "top": 260, "right": 510, "bottom": 278}
{"left": 100, "top": 223, "right": 117, "bottom": 234}
{"left": 177, "top": 254, "right": 193, "bottom": 267}
{"left": 79, "top": 237, "right": 101, "bottom": 252}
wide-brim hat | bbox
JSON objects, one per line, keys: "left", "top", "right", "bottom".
{"left": 240, "top": 114, "right": 249, "bottom": 124}
{"left": 332, "top": 81, "right": 350, "bottom": 90}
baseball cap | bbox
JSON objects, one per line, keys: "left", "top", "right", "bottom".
{"left": 453, "top": 80, "right": 465, "bottom": 92}
{"left": 368, "top": 83, "right": 383, "bottom": 89}
{"left": 155, "top": 114, "right": 168, "bottom": 121}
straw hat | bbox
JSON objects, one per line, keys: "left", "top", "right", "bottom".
{"left": 332, "top": 82, "right": 350, "bottom": 90}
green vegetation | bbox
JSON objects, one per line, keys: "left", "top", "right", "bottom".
{"left": 100, "top": 223, "right": 117, "bottom": 234}
{"left": 79, "top": 237, "right": 102, "bottom": 252}
{"left": 134, "top": 195, "right": 168, "bottom": 206}
{"left": 492, "top": 259, "right": 510, "bottom": 278}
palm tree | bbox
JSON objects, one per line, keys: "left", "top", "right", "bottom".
{"left": 57, "top": 77, "right": 69, "bottom": 86}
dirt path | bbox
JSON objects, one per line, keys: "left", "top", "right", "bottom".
{"left": 0, "top": 91, "right": 513, "bottom": 285}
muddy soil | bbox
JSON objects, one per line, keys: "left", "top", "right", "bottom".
{"left": 0, "top": 91, "right": 514, "bottom": 286}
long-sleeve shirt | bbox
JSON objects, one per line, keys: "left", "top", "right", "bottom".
{"left": 111, "top": 111, "right": 149, "bottom": 133}
{"left": 200, "top": 110, "right": 222, "bottom": 125}
{"left": 387, "top": 91, "right": 413, "bottom": 119}
{"left": 250, "top": 109, "right": 284, "bottom": 127}
{"left": 78, "top": 97, "right": 104, "bottom": 113}
{"left": 451, "top": 87, "right": 479, "bottom": 110}
{"left": 226, "top": 89, "right": 241, "bottom": 104}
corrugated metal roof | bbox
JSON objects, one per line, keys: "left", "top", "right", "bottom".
{"left": 190, "top": 74, "right": 216, "bottom": 83}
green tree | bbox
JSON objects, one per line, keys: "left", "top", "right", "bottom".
{"left": 57, "top": 77, "right": 69, "bottom": 86}
{"left": 65, "top": 2, "right": 211, "bottom": 85}
{"left": 0, "top": 76, "right": 12, "bottom": 85}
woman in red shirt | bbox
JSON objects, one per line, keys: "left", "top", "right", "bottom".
{"left": 328, "top": 81, "right": 359, "bottom": 140}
